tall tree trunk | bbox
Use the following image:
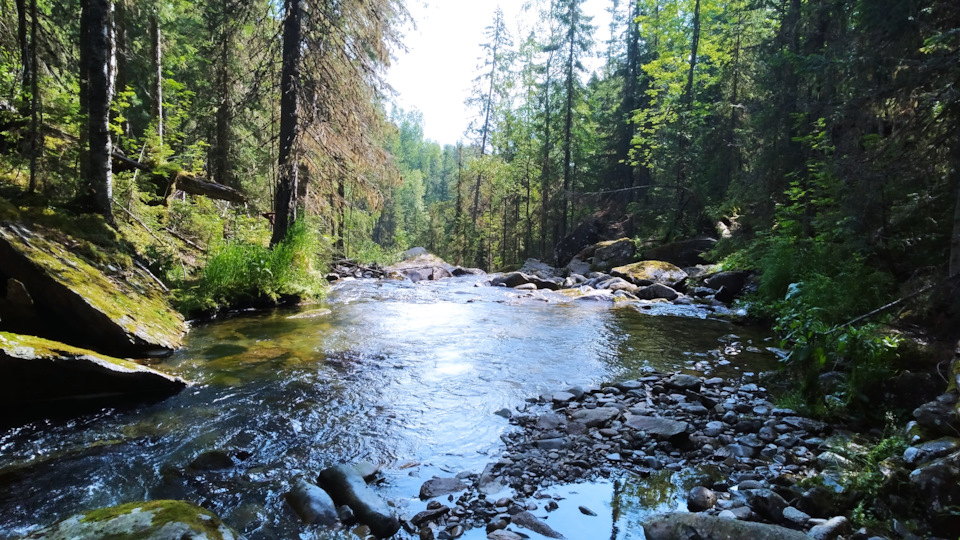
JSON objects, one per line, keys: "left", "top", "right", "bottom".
{"left": 28, "top": 0, "right": 40, "bottom": 193}
{"left": 950, "top": 123, "right": 960, "bottom": 277}
{"left": 454, "top": 143, "right": 465, "bottom": 265}
{"left": 336, "top": 178, "right": 346, "bottom": 254}
{"left": 683, "top": 0, "right": 701, "bottom": 110}
{"left": 213, "top": 0, "right": 235, "bottom": 188}
{"left": 114, "top": 0, "right": 130, "bottom": 140}
{"left": 561, "top": 2, "right": 576, "bottom": 240}
{"left": 16, "top": 0, "right": 28, "bottom": 105}
{"left": 540, "top": 51, "right": 554, "bottom": 259}
{"left": 271, "top": 0, "right": 302, "bottom": 246}
{"left": 85, "top": 0, "right": 115, "bottom": 225}
{"left": 472, "top": 20, "right": 501, "bottom": 224}
{"left": 150, "top": 9, "right": 163, "bottom": 150}
{"left": 618, "top": 0, "right": 640, "bottom": 193}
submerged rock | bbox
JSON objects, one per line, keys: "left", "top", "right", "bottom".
{"left": 0, "top": 222, "right": 184, "bottom": 357}
{"left": 511, "top": 511, "right": 564, "bottom": 538}
{"left": 0, "top": 332, "right": 187, "bottom": 425}
{"left": 317, "top": 464, "right": 399, "bottom": 538}
{"left": 643, "top": 512, "right": 808, "bottom": 540}
{"left": 23, "top": 500, "right": 239, "bottom": 540}
{"left": 419, "top": 477, "right": 468, "bottom": 499}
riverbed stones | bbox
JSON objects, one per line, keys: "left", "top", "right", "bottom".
{"left": 23, "top": 500, "right": 239, "bottom": 540}
{"left": 807, "top": 516, "right": 852, "bottom": 540}
{"left": 570, "top": 406, "right": 620, "bottom": 427}
{"left": 510, "top": 511, "right": 564, "bottom": 538}
{"left": 688, "top": 486, "right": 717, "bottom": 512}
{"left": 624, "top": 416, "right": 689, "bottom": 441}
{"left": 611, "top": 261, "right": 688, "bottom": 288}
{"left": 912, "top": 393, "right": 960, "bottom": 437}
{"left": 286, "top": 477, "right": 341, "bottom": 526}
{"left": 420, "top": 477, "right": 469, "bottom": 499}
{"left": 317, "top": 464, "right": 400, "bottom": 538}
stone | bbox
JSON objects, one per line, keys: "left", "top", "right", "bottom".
{"left": 579, "top": 505, "right": 598, "bottom": 516}
{"left": 703, "top": 271, "right": 750, "bottom": 297}
{"left": 816, "top": 451, "right": 854, "bottom": 470}
{"left": 189, "top": 450, "right": 234, "bottom": 471}
{"left": 452, "top": 266, "right": 486, "bottom": 277}
{"left": 536, "top": 413, "right": 563, "bottom": 430}
{"left": 913, "top": 395, "right": 960, "bottom": 437}
{"left": 0, "top": 223, "right": 185, "bottom": 357}
{"left": 781, "top": 506, "right": 810, "bottom": 528}
{"left": 903, "top": 438, "right": 960, "bottom": 466}
{"left": 625, "top": 416, "right": 689, "bottom": 442}
{"left": 909, "top": 450, "right": 960, "bottom": 514}
{"left": 490, "top": 272, "right": 533, "bottom": 288}
{"left": 570, "top": 406, "right": 620, "bottom": 427}
{"left": 643, "top": 512, "right": 809, "bottom": 540}
{"left": 635, "top": 283, "right": 680, "bottom": 301}
{"left": 743, "top": 489, "right": 788, "bottom": 523}
{"left": 611, "top": 261, "right": 688, "bottom": 288}
{"left": 687, "top": 487, "right": 717, "bottom": 512}
{"left": 552, "top": 392, "right": 576, "bottom": 405}
{"left": 0, "top": 332, "right": 188, "bottom": 425}
{"left": 642, "top": 238, "right": 718, "bottom": 267}
{"left": 511, "top": 511, "right": 564, "bottom": 538}
{"left": 411, "top": 506, "right": 450, "bottom": 527}
{"left": 285, "top": 477, "right": 340, "bottom": 526}
{"left": 317, "top": 464, "right": 400, "bottom": 538}
{"left": 487, "top": 530, "right": 524, "bottom": 540}
{"left": 665, "top": 374, "right": 701, "bottom": 391}
{"left": 519, "top": 259, "right": 558, "bottom": 279}
{"left": 23, "top": 500, "right": 239, "bottom": 540}
{"left": 587, "top": 238, "right": 637, "bottom": 271}
{"left": 807, "top": 516, "right": 852, "bottom": 540}
{"left": 419, "top": 477, "right": 469, "bottom": 499}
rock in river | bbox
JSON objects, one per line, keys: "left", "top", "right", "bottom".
{"left": 643, "top": 513, "right": 809, "bottom": 540}
{"left": 624, "top": 416, "right": 689, "bottom": 442}
{"left": 285, "top": 477, "right": 340, "bottom": 526}
{"left": 318, "top": 464, "right": 400, "bottom": 538}
{"left": 611, "top": 261, "right": 688, "bottom": 288}
{"left": 419, "top": 477, "right": 468, "bottom": 499}
{"left": 0, "top": 332, "right": 187, "bottom": 425}
{"left": 23, "top": 500, "right": 239, "bottom": 540}
{"left": 0, "top": 222, "right": 184, "bottom": 357}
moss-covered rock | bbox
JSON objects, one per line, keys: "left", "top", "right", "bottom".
{"left": 0, "top": 332, "right": 187, "bottom": 424}
{"left": 0, "top": 221, "right": 184, "bottom": 356}
{"left": 23, "top": 500, "right": 238, "bottom": 540}
{"left": 611, "top": 260, "right": 688, "bottom": 288}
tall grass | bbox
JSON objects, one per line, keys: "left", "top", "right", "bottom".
{"left": 176, "top": 219, "right": 326, "bottom": 316}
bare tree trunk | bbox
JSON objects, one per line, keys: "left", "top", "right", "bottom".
{"left": 336, "top": 178, "right": 346, "bottom": 254}
{"left": 683, "top": 0, "right": 701, "bottom": 109}
{"left": 150, "top": 9, "right": 163, "bottom": 150}
{"left": 472, "top": 18, "right": 502, "bottom": 224}
{"left": 28, "top": 0, "right": 40, "bottom": 193}
{"left": 85, "top": 0, "right": 115, "bottom": 225}
{"left": 540, "top": 51, "right": 554, "bottom": 259}
{"left": 950, "top": 125, "right": 960, "bottom": 277}
{"left": 16, "top": 0, "right": 28, "bottom": 104}
{"left": 213, "top": 0, "right": 235, "bottom": 188}
{"left": 271, "top": 0, "right": 302, "bottom": 246}
{"left": 561, "top": 4, "right": 576, "bottom": 241}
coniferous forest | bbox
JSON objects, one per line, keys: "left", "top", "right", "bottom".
{"left": 2, "top": 0, "right": 960, "bottom": 537}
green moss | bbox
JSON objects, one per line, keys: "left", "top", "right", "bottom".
{"left": 0, "top": 197, "right": 20, "bottom": 220}
{"left": 0, "top": 224, "right": 183, "bottom": 349}
{"left": 80, "top": 500, "right": 228, "bottom": 540}
{"left": 0, "top": 332, "right": 151, "bottom": 371}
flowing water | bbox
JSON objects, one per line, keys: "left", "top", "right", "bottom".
{"left": 0, "top": 276, "right": 780, "bottom": 539}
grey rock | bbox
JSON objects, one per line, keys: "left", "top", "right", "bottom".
{"left": 781, "top": 506, "right": 810, "bottom": 528}
{"left": 317, "top": 464, "right": 400, "bottom": 538}
{"left": 552, "top": 392, "right": 576, "bottom": 405}
{"left": 490, "top": 272, "right": 533, "bottom": 288}
{"left": 909, "top": 450, "right": 960, "bottom": 513}
{"left": 635, "top": 283, "right": 680, "bottom": 301}
{"left": 903, "top": 438, "right": 960, "bottom": 466}
{"left": 535, "top": 438, "right": 570, "bottom": 451}
{"left": 625, "top": 416, "right": 689, "bottom": 441}
{"left": 487, "top": 530, "right": 524, "bottom": 540}
{"left": 816, "top": 451, "right": 854, "bottom": 470}
{"left": 511, "top": 511, "right": 564, "bottom": 538}
{"left": 570, "top": 406, "right": 620, "bottom": 427}
{"left": 419, "top": 477, "right": 468, "bottom": 499}
{"left": 743, "top": 489, "right": 788, "bottom": 523}
{"left": 643, "top": 512, "right": 809, "bottom": 540}
{"left": 579, "top": 506, "right": 598, "bottom": 516}
{"left": 807, "top": 516, "right": 852, "bottom": 540}
{"left": 665, "top": 374, "right": 701, "bottom": 391}
{"left": 687, "top": 487, "right": 717, "bottom": 512}
{"left": 285, "top": 477, "right": 340, "bottom": 526}
{"left": 411, "top": 506, "right": 450, "bottom": 527}
{"left": 913, "top": 394, "right": 960, "bottom": 437}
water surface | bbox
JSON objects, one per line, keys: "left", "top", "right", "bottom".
{"left": 0, "top": 277, "right": 777, "bottom": 539}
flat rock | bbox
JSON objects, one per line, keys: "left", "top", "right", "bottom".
{"left": 570, "top": 406, "right": 620, "bottom": 427}
{"left": 611, "top": 261, "right": 688, "bottom": 287}
{"left": 511, "top": 511, "right": 564, "bottom": 538}
{"left": 23, "top": 500, "right": 239, "bottom": 540}
{"left": 419, "top": 477, "right": 468, "bottom": 499}
{"left": 624, "top": 416, "right": 689, "bottom": 440}
{"left": 643, "top": 512, "right": 808, "bottom": 540}
{"left": 0, "top": 332, "right": 188, "bottom": 425}
{"left": 487, "top": 530, "right": 524, "bottom": 540}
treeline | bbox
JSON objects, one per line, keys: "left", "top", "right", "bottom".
{"left": 386, "top": 0, "right": 960, "bottom": 285}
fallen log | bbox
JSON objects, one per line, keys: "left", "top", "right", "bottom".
{"left": 111, "top": 152, "right": 247, "bottom": 204}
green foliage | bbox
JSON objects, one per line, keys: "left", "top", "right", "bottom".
{"left": 827, "top": 428, "right": 909, "bottom": 528}
{"left": 176, "top": 219, "right": 326, "bottom": 316}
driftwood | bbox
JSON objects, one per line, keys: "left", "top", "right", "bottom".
{"left": 111, "top": 152, "right": 246, "bottom": 204}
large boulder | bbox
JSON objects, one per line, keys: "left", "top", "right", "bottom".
{"left": 0, "top": 332, "right": 188, "bottom": 425}
{"left": 573, "top": 238, "right": 637, "bottom": 272}
{"left": 641, "top": 237, "right": 717, "bottom": 267}
{"left": 317, "top": 464, "right": 400, "bottom": 538}
{"left": 611, "top": 261, "right": 688, "bottom": 288}
{"left": 0, "top": 222, "right": 184, "bottom": 357}
{"left": 23, "top": 500, "right": 239, "bottom": 540}
{"left": 386, "top": 249, "right": 455, "bottom": 283}
{"left": 554, "top": 214, "right": 635, "bottom": 267}
{"left": 643, "top": 513, "right": 808, "bottom": 540}
{"left": 285, "top": 477, "right": 340, "bottom": 526}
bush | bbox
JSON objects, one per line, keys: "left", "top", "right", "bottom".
{"left": 176, "top": 219, "right": 326, "bottom": 315}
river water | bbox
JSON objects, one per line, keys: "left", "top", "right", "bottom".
{"left": 0, "top": 276, "right": 779, "bottom": 539}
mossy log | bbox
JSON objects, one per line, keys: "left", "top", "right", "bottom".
{"left": 112, "top": 152, "right": 246, "bottom": 204}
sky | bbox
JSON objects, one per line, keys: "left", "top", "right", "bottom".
{"left": 387, "top": 0, "right": 614, "bottom": 146}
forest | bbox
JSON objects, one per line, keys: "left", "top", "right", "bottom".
{"left": 2, "top": 0, "right": 960, "bottom": 537}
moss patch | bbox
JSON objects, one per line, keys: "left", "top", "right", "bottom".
{"left": 0, "top": 332, "right": 151, "bottom": 372}
{"left": 0, "top": 221, "right": 183, "bottom": 353}
{"left": 76, "top": 500, "right": 230, "bottom": 539}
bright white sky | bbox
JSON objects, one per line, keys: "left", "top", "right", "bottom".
{"left": 387, "top": 0, "right": 614, "bottom": 146}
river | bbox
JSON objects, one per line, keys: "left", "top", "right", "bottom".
{"left": 0, "top": 276, "right": 779, "bottom": 539}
